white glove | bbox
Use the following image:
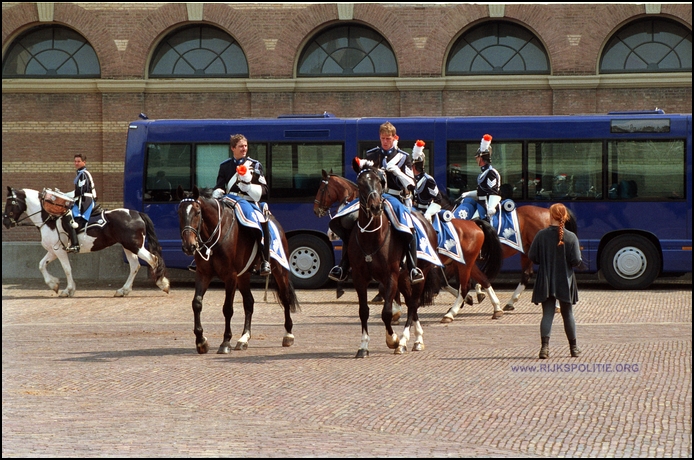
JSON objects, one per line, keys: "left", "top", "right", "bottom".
{"left": 486, "top": 194, "right": 502, "bottom": 216}
{"left": 424, "top": 202, "right": 441, "bottom": 222}
{"left": 385, "top": 163, "right": 399, "bottom": 174}
{"left": 238, "top": 168, "right": 253, "bottom": 183}
{"left": 461, "top": 190, "right": 477, "bottom": 199}
{"left": 212, "top": 188, "right": 225, "bottom": 199}
{"left": 237, "top": 181, "right": 250, "bottom": 192}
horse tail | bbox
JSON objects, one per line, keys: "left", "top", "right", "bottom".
{"left": 565, "top": 208, "right": 578, "bottom": 236}
{"left": 474, "top": 219, "right": 503, "bottom": 280}
{"left": 270, "top": 273, "right": 301, "bottom": 313}
{"left": 139, "top": 212, "right": 168, "bottom": 282}
{"left": 419, "top": 263, "right": 443, "bottom": 307}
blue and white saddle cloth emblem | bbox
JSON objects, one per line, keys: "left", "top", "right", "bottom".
{"left": 331, "top": 196, "right": 442, "bottom": 266}
{"left": 451, "top": 199, "right": 523, "bottom": 253}
{"left": 431, "top": 213, "right": 465, "bottom": 264}
{"left": 222, "top": 195, "right": 290, "bottom": 270}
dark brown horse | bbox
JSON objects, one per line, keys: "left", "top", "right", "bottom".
{"left": 348, "top": 159, "right": 447, "bottom": 357}
{"left": 313, "top": 171, "right": 506, "bottom": 321}
{"left": 3, "top": 186, "right": 169, "bottom": 298}
{"left": 176, "top": 186, "right": 299, "bottom": 354}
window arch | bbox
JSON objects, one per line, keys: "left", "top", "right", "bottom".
{"left": 446, "top": 21, "right": 550, "bottom": 75}
{"left": 2, "top": 25, "right": 100, "bottom": 78}
{"left": 149, "top": 25, "right": 248, "bottom": 78}
{"left": 297, "top": 24, "right": 397, "bottom": 77}
{"left": 600, "top": 18, "right": 692, "bottom": 73}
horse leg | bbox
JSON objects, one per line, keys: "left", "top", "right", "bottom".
{"left": 442, "top": 264, "right": 471, "bottom": 323}
{"left": 235, "top": 281, "right": 255, "bottom": 352}
{"left": 504, "top": 260, "right": 533, "bottom": 311}
{"left": 192, "top": 276, "right": 212, "bottom": 354}
{"left": 475, "top": 282, "right": 486, "bottom": 304}
{"left": 441, "top": 287, "right": 466, "bottom": 323}
{"left": 53, "top": 250, "right": 76, "bottom": 298}
{"left": 115, "top": 250, "right": 140, "bottom": 297}
{"left": 487, "top": 286, "right": 504, "bottom": 319}
{"left": 136, "top": 246, "right": 170, "bottom": 294}
{"left": 391, "top": 296, "right": 402, "bottom": 325}
{"left": 412, "top": 319, "right": 425, "bottom": 351}
{"left": 271, "top": 266, "right": 296, "bottom": 347}
{"left": 381, "top": 280, "right": 399, "bottom": 350}
{"left": 355, "top": 284, "right": 371, "bottom": 358}
{"left": 38, "top": 251, "right": 60, "bottom": 293}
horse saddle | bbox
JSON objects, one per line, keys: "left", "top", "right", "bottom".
{"left": 64, "top": 209, "right": 107, "bottom": 234}
{"left": 431, "top": 213, "right": 465, "bottom": 264}
{"left": 492, "top": 200, "right": 523, "bottom": 253}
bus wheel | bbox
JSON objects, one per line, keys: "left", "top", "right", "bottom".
{"left": 601, "top": 235, "right": 660, "bottom": 290}
{"left": 288, "top": 234, "right": 332, "bottom": 289}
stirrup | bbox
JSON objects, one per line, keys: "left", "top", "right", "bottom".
{"left": 328, "top": 266, "right": 348, "bottom": 282}
{"left": 187, "top": 262, "right": 197, "bottom": 272}
{"left": 410, "top": 267, "right": 425, "bottom": 284}
{"left": 65, "top": 246, "right": 80, "bottom": 254}
{"left": 260, "top": 261, "right": 271, "bottom": 277}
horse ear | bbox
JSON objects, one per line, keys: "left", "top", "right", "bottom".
{"left": 192, "top": 186, "right": 200, "bottom": 200}
{"left": 175, "top": 185, "right": 184, "bottom": 200}
{"left": 322, "top": 169, "right": 329, "bottom": 179}
{"left": 6, "top": 186, "right": 12, "bottom": 196}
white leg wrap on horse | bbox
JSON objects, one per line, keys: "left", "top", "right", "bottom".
{"left": 238, "top": 331, "right": 251, "bottom": 344}
{"left": 487, "top": 287, "right": 502, "bottom": 311}
{"left": 359, "top": 332, "right": 370, "bottom": 350}
{"left": 445, "top": 292, "right": 465, "bottom": 318}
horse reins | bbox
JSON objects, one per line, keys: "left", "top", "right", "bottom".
{"left": 180, "top": 197, "right": 224, "bottom": 261}
{"left": 4, "top": 190, "right": 52, "bottom": 228}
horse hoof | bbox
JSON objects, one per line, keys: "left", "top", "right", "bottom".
{"left": 370, "top": 294, "right": 384, "bottom": 303}
{"left": 355, "top": 349, "right": 369, "bottom": 358}
{"left": 413, "top": 342, "right": 424, "bottom": 351}
{"left": 492, "top": 311, "right": 504, "bottom": 319}
{"left": 386, "top": 334, "right": 399, "bottom": 349}
{"left": 235, "top": 341, "right": 249, "bottom": 351}
{"left": 503, "top": 305, "right": 515, "bottom": 312}
{"left": 392, "top": 312, "right": 401, "bottom": 323}
{"left": 441, "top": 316, "right": 453, "bottom": 324}
{"left": 282, "top": 335, "right": 294, "bottom": 347}
{"left": 477, "top": 294, "right": 486, "bottom": 303}
{"left": 336, "top": 289, "right": 345, "bottom": 299}
{"left": 217, "top": 343, "right": 232, "bottom": 354}
{"left": 114, "top": 290, "right": 125, "bottom": 297}
{"left": 391, "top": 319, "right": 400, "bottom": 326}
{"left": 465, "top": 295, "right": 474, "bottom": 306}
{"left": 196, "top": 339, "right": 209, "bottom": 354}
{"left": 395, "top": 345, "right": 407, "bottom": 355}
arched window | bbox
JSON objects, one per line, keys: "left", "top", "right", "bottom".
{"left": 2, "top": 25, "right": 100, "bottom": 78}
{"left": 600, "top": 18, "right": 692, "bottom": 73}
{"left": 149, "top": 25, "right": 248, "bottom": 78}
{"left": 298, "top": 24, "right": 397, "bottom": 77}
{"left": 446, "top": 21, "right": 550, "bottom": 75}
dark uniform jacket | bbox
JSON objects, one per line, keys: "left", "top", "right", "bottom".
{"left": 74, "top": 166, "right": 96, "bottom": 215}
{"left": 215, "top": 156, "right": 268, "bottom": 202}
{"left": 528, "top": 226, "right": 582, "bottom": 305}
{"left": 476, "top": 163, "right": 501, "bottom": 198}
{"left": 413, "top": 171, "right": 442, "bottom": 211}
{"left": 365, "top": 146, "right": 414, "bottom": 197}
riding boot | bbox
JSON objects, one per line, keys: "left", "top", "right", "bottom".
{"left": 407, "top": 235, "right": 424, "bottom": 284}
{"left": 539, "top": 336, "right": 550, "bottom": 359}
{"left": 260, "top": 221, "right": 271, "bottom": 277}
{"left": 66, "top": 217, "right": 80, "bottom": 253}
{"left": 329, "top": 235, "right": 350, "bottom": 282}
{"left": 569, "top": 338, "right": 582, "bottom": 357}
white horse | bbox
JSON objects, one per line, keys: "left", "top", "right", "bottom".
{"left": 3, "top": 187, "right": 170, "bottom": 298}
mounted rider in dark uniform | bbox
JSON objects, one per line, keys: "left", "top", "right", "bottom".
{"left": 66, "top": 153, "right": 97, "bottom": 253}
{"left": 458, "top": 134, "right": 502, "bottom": 222}
{"left": 411, "top": 140, "right": 443, "bottom": 222}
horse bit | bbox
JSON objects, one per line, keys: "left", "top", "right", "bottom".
{"left": 180, "top": 197, "right": 223, "bottom": 261}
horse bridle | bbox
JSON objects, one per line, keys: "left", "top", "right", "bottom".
{"left": 180, "top": 197, "right": 223, "bottom": 261}
{"left": 3, "top": 189, "right": 42, "bottom": 227}
{"left": 313, "top": 178, "right": 333, "bottom": 218}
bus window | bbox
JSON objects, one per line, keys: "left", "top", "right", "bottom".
{"left": 195, "top": 143, "right": 268, "bottom": 189}
{"left": 447, "top": 141, "right": 522, "bottom": 200}
{"left": 144, "top": 143, "right": 192, "bottom": 202}
{"left": 528, "top": 141, "right": 602, "bottom": 200}
{"left": 608, "top": 140, "right": 685, "bottom": 200}
{"left": 269, "top": 143, "right": 342, "bottom": 201}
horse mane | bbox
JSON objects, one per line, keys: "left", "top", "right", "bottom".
{"left": 331, "top": 174, "right": 357, "bottom": 189}
{"left": 197, "top": 187, "right": 214, "bottom": 199}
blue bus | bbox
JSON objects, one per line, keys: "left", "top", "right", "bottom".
{"left": 123, "top": 110, "right": 692, "bottom": 290}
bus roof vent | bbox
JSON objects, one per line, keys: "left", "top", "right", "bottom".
{"left": 608, "top": 108, "right": 665, "bottom": 115}
{"left": 278, "top": 112, "right": 336, "bottom": 119}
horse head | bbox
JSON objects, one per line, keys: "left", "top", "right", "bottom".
{"left": 313, "top": 170, "right": 334, "bottom": 218}
{"left": 353, "top": 158, "right": 384, "bottom": 218}
{"left": 177, "top": 185, "right": 202, "bottom": 255}
{"left": 3, "top": 187, "right": 26, "bottom": 229}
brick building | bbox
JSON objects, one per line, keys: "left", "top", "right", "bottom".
{"left": 2, "top": 2, "right": 692, "bottom": 244}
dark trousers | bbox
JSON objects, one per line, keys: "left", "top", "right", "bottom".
{"left": 540, "top": 297, "right": 576, "bottom": 341}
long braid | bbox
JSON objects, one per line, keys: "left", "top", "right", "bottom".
{"left": 549, "top": 203, "right": 568, "bottom": 246}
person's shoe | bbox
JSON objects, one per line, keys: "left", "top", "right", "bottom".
{"left": 539, "top": 345, "right": 549, "bottom": 359}
{"left": 329, "top": 265, "right": 348, "bottom": 282}
{"left": 570, "top": 345, "right": 582, "bottom": 357}
{"left": 410, "top": 267, "right": 425, "bottom": 285}
{"left": 65, "top": 245, "right": 80, "bottom": 254}
{"left": 260, "top": 261, "right": 271, "bottom": 277}
{"left": 187, "top": 262, "right": 197, "bottom": 272}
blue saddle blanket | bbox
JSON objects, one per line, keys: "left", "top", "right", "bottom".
{"left": 451, "top": 199, "right": 523, "bottom": 253}
{"left": 332, "top": 197, "right": 442, "bottom": 266}
{"left": 430, "top": 213, "right": 465, "bottom": 264}
{"left": 222, "top": 195, "right": 290, "bottom": 270}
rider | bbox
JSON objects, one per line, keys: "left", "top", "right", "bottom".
{"left": 459, "top": 134, "right": 502, "bottom": 222}
{"left": 66, "top": 153, "right": 97, "bottom": 253}
{"left": 210, "top": 134, "right": 271, "bottom": 277}
{"left": 411, "top": 140, "right": 443, "bottom": 223}
{"left": 328, "top": 122, "right": 425, "bottom": 284}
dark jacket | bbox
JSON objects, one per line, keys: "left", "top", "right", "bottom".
{"left": 528, "top": 226, "right": 582, "bottom": 305}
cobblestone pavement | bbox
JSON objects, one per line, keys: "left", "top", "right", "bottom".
{"left": 2, "top": 277, "right": 691, "bottom": 458}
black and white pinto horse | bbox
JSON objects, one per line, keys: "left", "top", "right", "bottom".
{"left": 3, "top": 187, "right": 170, "bottom": 298}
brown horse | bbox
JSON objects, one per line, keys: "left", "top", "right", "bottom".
{"left": 349, "top": 159, "right": 443, "bottom": 356}
{"left": 314, "top": 171, "right": 506, "bottom": 321}
{"left": 176, "top": 186, "right": 299, "bottom": 354}
{"left": 441, "top": 193, "right": 578, "bottom": 318}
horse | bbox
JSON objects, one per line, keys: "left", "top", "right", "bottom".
{"left": 348, "top": 159, "right": 443, "bottom": 357}
{"left": 313, "top": 170, "right": 506, "bottom": 321}
{"left": 440, "top": 192, "right": 578, "bottom": 319}
{"left": 176, "top": 186, "right": 299, "bottom": 354}
{"left": 3, "top": 187, "right": 170, "bottom": 298}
